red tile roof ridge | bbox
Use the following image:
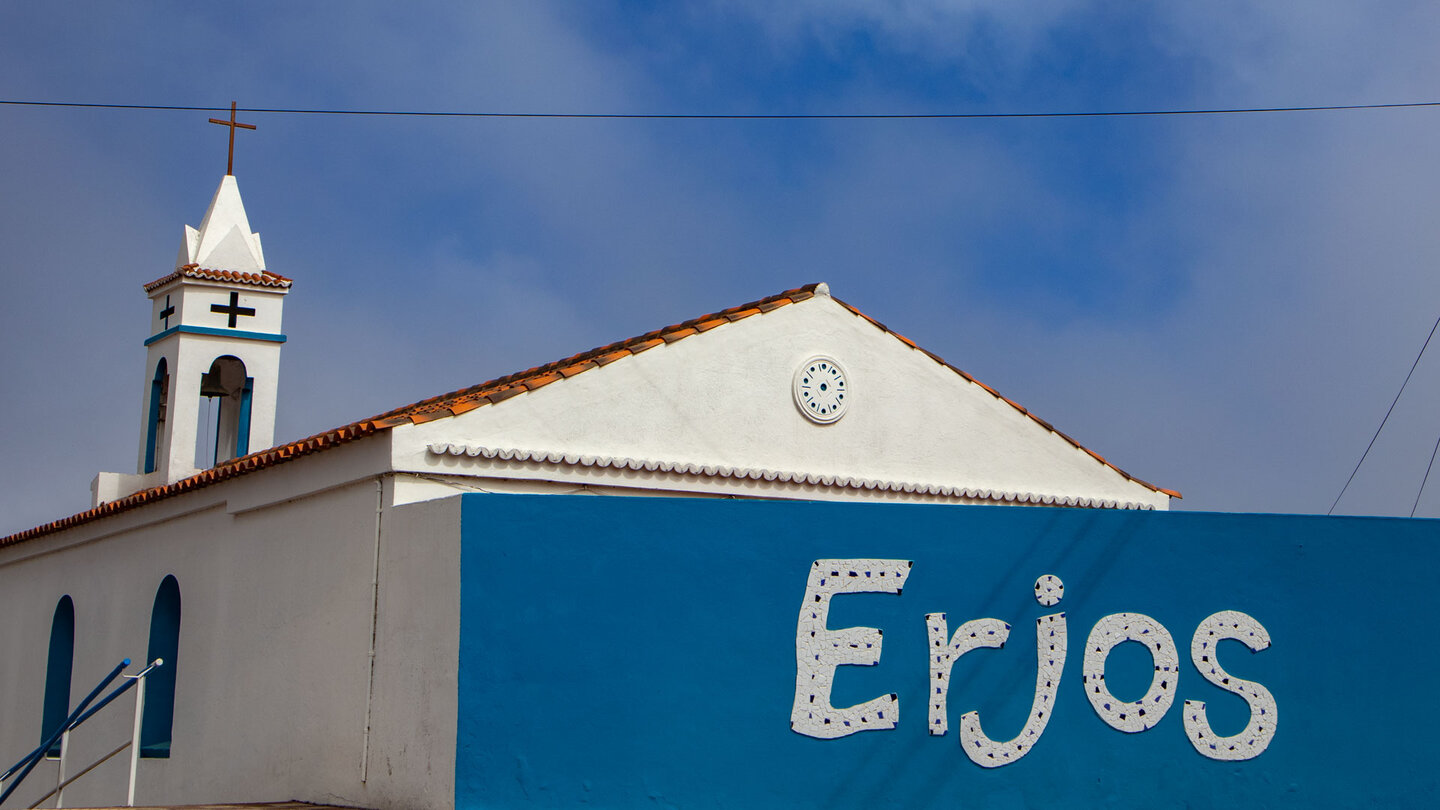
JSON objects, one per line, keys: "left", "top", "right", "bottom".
{"left": 363, "top": 284, "right": 820, "bottom": 422}
{"left": 143, "top": 265, "right": 293, "bottom": 292}
{"left": 0, "top": 417, "right": 383, "bottom": 548}
{"left": 827, "top": 293, "right": 1179, "bottom": 500}
{"left": 1, "top": 281, "right": 1173, "bottom": 548}
{"left": 1, "top": 284, "right": 820, "bottom": 547}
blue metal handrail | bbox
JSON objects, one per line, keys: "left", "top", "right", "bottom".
{"left": 1, "top": 660, "right": 128, "bottom": 788}
{"left": 0, "top": 658, "right": 159, "bottom": 808}
{"left": 69, "top": 659, "right": 160, "bottom": 730}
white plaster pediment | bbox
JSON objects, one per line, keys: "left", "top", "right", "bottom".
{"left": 394, "top": 293, "right": 1168, "bottom": 509}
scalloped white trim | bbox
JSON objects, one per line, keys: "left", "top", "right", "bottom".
{"left": 425, "top": 443, "right": 1156, "bottom": 510}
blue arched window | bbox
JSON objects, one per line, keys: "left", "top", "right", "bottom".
{"left": 144, "top": 358, "right": 169, "bottom": 474}
{"left": 140, "top": 575, "right": 181, "bottom": 758}
{"left": 41, "top": 596, "right": 75, "bottom": 756}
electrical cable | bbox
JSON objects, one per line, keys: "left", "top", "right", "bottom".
{"left": 1330, "top": 311, "right": 1440, "bottom": 515}
{"left": 4, "top": 99, "right": 1440, "bottom": 120}
{"left": 1411, "top": 431, "right": 1440, "bottom": 518}
{"left": 15, "top": 94, "right": 1440, "bottom": 514}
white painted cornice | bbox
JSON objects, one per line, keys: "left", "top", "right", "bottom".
{"left": 426, "top": 443, "right": 1158, "bottom": 510}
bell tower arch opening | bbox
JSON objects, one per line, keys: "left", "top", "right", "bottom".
{"left": 198, "top": 355, "right": 253, "bottom": 466}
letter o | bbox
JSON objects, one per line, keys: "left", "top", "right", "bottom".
{"left": 1082, "top": 613, "right": 1179, "bottom": 733}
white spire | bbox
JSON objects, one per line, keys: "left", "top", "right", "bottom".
{"left": 176, "top": 175, "right": 266, "bottom": 272}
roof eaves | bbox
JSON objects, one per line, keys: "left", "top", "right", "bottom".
{"left": 0, "top": 419, "right": 382, "bottom": 548}
{"left": 143, "top": 265, "right": 293, "bottom": 293}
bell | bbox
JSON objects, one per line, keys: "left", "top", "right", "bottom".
{"left": 199, "top": 369, "right": 228, "bottom": 398}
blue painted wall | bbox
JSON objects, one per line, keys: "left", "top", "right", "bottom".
{"left": 457, "top": 495, "right": 1440, "bottom": 808}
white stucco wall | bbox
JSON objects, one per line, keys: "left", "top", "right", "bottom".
{"left": 0, "top": 451, "right": 462, "bottom": 810}
{"left": 359, "top": 494, "right": 461, "bottom": 810}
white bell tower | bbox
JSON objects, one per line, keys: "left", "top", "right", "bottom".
{"left": 92, "top": 120, "right": 292, "bottom": 505}
{"left": 136, "top": 173, "right": 291, "bottom": 484}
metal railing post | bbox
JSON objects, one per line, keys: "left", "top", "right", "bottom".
{"left": 126, "top": 661, "right": 154, "bottom": 809}
{"left": 3, "top": 659, "right": 164, "bottom": 809}
{"left": 55, "top": 729, "right": 71, "bottom": 809}
{"left": 126, "top": 678, "right": 145, "bottom": 808}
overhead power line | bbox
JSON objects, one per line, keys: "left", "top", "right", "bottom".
{"left": 1411, "top": 432, "right": 1440, "bottom": 518}
{"left": 1330, "top": 310, "right": 1440, "bottom": 515}
{"left": 4, "top": 99, "right": 1440, "bottom": 120}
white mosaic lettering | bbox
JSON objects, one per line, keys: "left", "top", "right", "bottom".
{"left": 791, "top": 559, "right": 911, "bottom": 739}
{"left": 950, "top": 576, "right": 1068, "bottom": 767}
{"left": 927, "top": 573, "right": 1065, "bottom": 760}
{"left": 1183, "top": 610, "right": 1277, "bottom": 761}
{"left": 1033, "top": 573, "right": 1064, "bottom": 607}
{"left": 960, "top": 614, "right": 1067, "bottom": 767}
{"left": 1082, "top": 613, "right": 1179, "bottom": 732}
{"left": 925, "top": 613, "right": 1009, "bottom": 737}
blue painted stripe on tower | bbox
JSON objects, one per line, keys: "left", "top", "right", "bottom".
{"left": 144, "top": 325, "right": 287, "bottom": 346}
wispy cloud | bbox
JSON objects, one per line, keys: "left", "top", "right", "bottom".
{"left": 4, "top": 2, "right": 1440, "bottom": 534}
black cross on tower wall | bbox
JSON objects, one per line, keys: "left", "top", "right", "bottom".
{"left": 211, "top": 292, "right": 257, "bottom": 328}
{"left": 159, "top": 295, "right": 175, "bottom": 329}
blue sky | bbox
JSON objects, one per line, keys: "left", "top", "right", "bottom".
{"left": 4, "top": 1, "right": 1440, "bottom": 534}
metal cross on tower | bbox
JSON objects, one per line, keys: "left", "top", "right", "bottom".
{"left": 208, "top": 101, "right": 257, "bottom": 176}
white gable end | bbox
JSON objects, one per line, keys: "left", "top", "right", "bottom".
{"left": 393, "top": 290, "right": 1168, "bottom": 509}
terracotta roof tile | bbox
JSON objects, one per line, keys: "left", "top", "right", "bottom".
{"left": 661, "top": 327, "right": 697, "bottom": 343}
{"left": 558, "top": 361, "right": 597, "bottom": 378}
{"left": 144, "top": 265, "right": 292, "bottom": 292}
{"left": 521, "top": 372, "right": 563, "bottom": 391}
{"left": 407, "top": 410, "right": 451, "bottom": 425}
{"left": 1, "top": 417, "right": 385, "bottom": 547}
{"left": 2, "top": 281, "right": 1173, "bottom": 548}
{"left": 627, "top": 338, "right": 665, "bottom": 354}
{"left": 448, "top": 400, "right": 482, "bottom": 416}
{"left": 593, "top": 351, "right": 630, "bottom": 366}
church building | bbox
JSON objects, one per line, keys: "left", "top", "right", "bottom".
{"left": 0, "top": 137, "right": 1176, "bottom": 810}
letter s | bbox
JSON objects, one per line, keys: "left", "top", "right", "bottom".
{"left": 1183, "top": 610, "right": 1277, "bottom": 761}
